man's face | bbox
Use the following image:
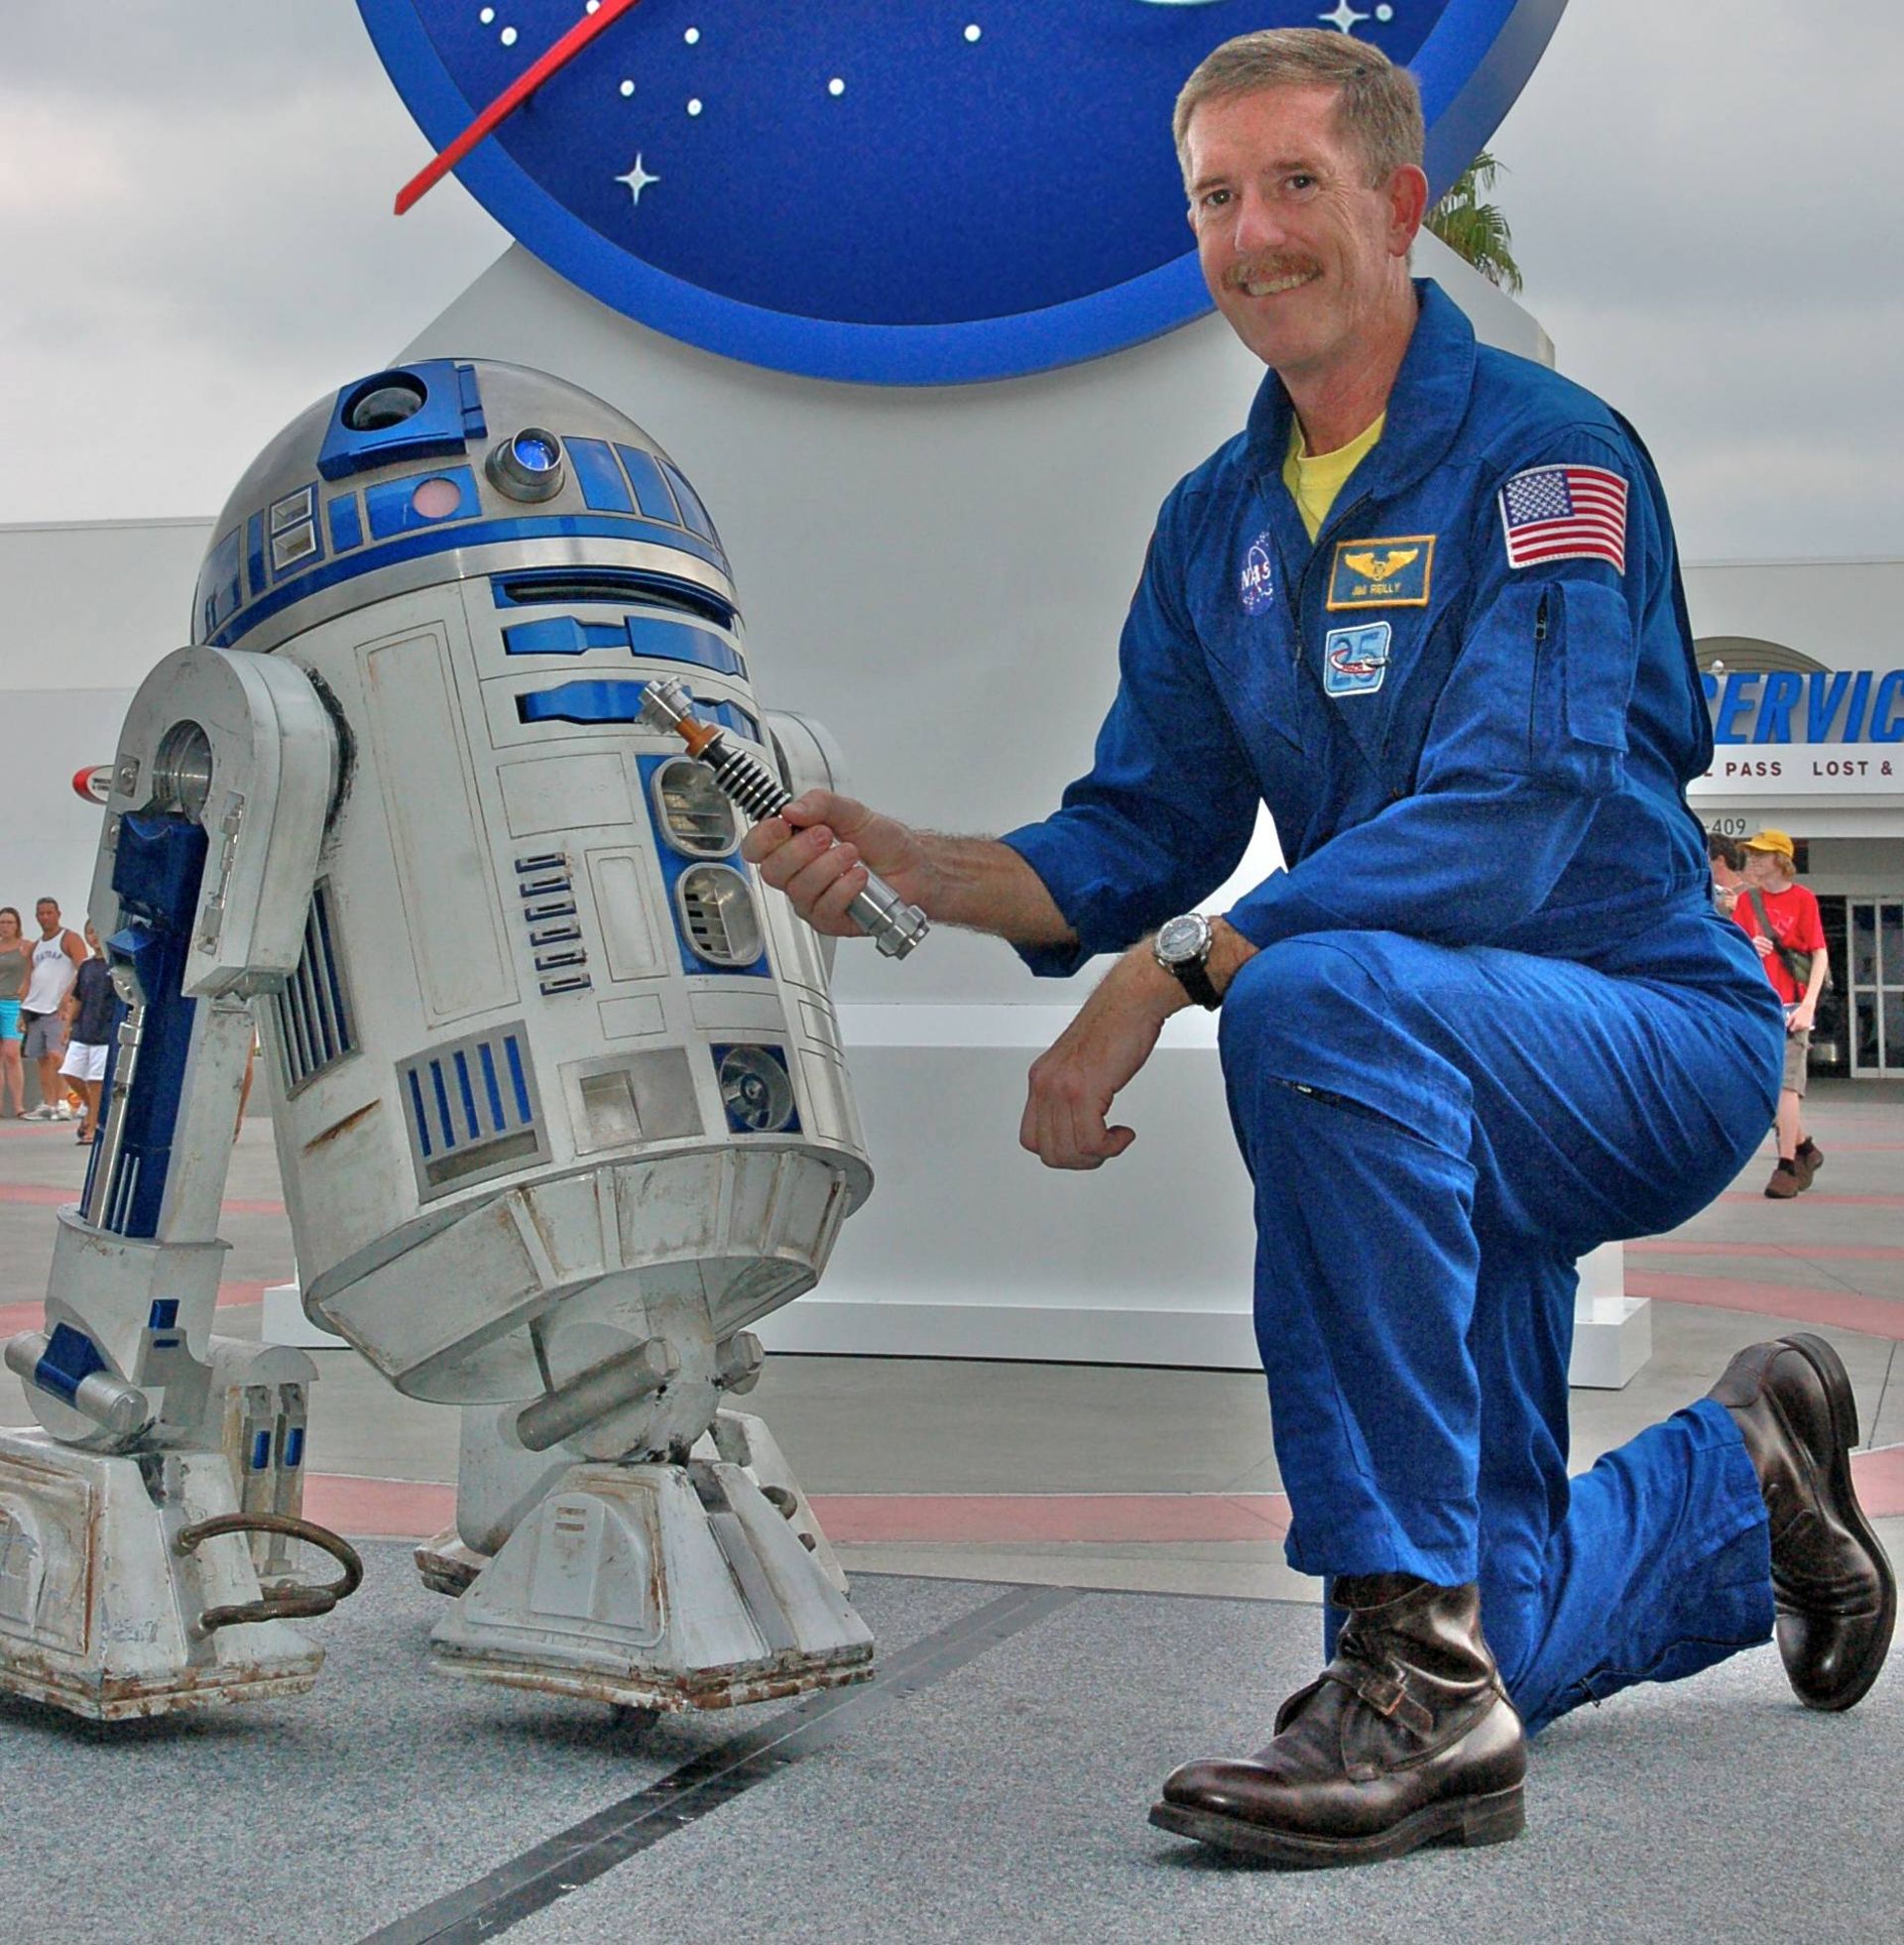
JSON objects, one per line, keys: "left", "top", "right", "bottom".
{"left": 1740, "top": 850, "right": 1785, "bottom": 889}
{"left": 35, "top": 901, "right": 58, "bottom": 934}
{"left": 1184, "top": 85, "right": 1423, "bottom": 382}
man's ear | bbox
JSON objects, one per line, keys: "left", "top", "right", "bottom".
{"left": 1387, "top": 164, "right": 1430, "bottom": 255}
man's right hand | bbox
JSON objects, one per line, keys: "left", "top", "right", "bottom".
{"left": 741, "top": 790, "right": 934, "bottom": 938}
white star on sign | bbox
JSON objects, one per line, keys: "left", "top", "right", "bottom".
{"left": 615, "top": 153, "right": 661, "bottom": 205}
{"left": 1319, "top": 2, "right": 1369, "bottom": 31}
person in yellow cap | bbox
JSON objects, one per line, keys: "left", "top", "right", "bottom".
{"left": 1733, "top": 830, "right": 1828, "bottom": 1196}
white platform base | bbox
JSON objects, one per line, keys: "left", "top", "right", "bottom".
{"left": 0, "top": 1432, "right": 321, "bottom": 1719}
{"left": 1567, "top": 1294, "right": 1655, "bottom": 1392}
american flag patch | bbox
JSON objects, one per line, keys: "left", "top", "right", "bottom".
{"left": 1497, "top": 464, "right": 1628, "bottom": 573}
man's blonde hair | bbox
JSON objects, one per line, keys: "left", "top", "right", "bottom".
{"left": 1173, "top": 29, "right": 1425, "bottom": 188}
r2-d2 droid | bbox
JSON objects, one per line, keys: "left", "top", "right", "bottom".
{"left": 0, "top": 360, "right": 889, "bottom": 1718}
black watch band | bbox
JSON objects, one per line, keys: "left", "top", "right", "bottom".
{"left": 1168, "top": 956, "right": 1223, "bottom": 1011}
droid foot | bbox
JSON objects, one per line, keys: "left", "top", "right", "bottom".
{"left": 0, "top": 1433, "right": 328, "bottom": 1720}
{"left": 428, "top": 1459, "right": 872, "bottom": 1711}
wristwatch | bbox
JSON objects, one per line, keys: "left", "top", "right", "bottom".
{"left": 1153, "top": 912, "right": 1222, "bottom": 1011}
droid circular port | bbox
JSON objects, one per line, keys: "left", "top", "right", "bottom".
{"left": 486, "top": 428, "right": 566, "bottom": 502}
{"left": 717, "top": 1046, "right": 795, "bottom": 1134}
{"left": 150, "top": 719, "right": 214, "bottom": 821}
{"left": 342, "top": 374, "right": 427, "bottom": 430}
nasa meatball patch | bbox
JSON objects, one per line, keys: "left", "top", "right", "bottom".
{"left": 1238, "top": 529, "right": 1276, "bottom": 615}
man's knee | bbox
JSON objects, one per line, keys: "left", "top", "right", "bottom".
{"left": 1219, "top": 933, "right": 1402, "bottom": 1082}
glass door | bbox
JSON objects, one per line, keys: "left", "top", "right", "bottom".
{"left": 1847, "top": 900, "right": 1904, "bottom": 1075}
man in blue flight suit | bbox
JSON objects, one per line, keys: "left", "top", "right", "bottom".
{"left": 743, "top": 29, "right": 1895, "bottom": 1865}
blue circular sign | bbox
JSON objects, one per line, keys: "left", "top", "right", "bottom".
{"left": 360, "top": 1, "right": 1567, "bottom": 385}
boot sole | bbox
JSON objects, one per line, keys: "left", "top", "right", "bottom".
{"left": 1148, "top": 1785, "right": 1525, "bottom": 1869}
{"left": 1778, "top": 1333, "right": 1897, "bottom": 1712}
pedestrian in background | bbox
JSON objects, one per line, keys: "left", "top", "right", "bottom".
{"left": 1707, "top": 831, "right": 1744, "bottom": 915}
{"left": 1734, "top": 830, "right": 1828, "bottom": 1198}
{"left": 20, "top": 898, "right": 84, "bottom": 1122}
{"left": 59, "top": 924, "right": 116, "bottom": 1146}
{"left": 0, "top": 908, "right": 32, "bottom": 1119}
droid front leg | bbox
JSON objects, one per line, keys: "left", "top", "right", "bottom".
{"left": 0, "top": 648, "right": 362, "bottom": 1719}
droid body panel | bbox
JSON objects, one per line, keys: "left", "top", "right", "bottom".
{"left": 0, "top": 360, "right": 877, "bottom": 1716}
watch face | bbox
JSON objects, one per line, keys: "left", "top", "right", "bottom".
{"left": 1157, "top": 913, "right": 1208, "bottom": 964}
{"left": 362, "top": 1, "right": 1567, "bottom": 384}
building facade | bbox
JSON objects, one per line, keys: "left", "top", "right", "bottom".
{"left": 1684, "top": 559, "right": 1904, "bottom": 1078}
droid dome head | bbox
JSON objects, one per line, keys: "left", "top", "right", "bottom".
{"left": 188, "top": 360, "right": 735, "bottom": 656}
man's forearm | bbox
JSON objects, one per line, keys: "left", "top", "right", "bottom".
{"left": 915, "top": 834, "right": 1078, "bottom": 947}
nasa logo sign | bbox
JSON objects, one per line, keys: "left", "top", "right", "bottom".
{"left": 362, "top": 1, "right": 1570, "bottom": 384}
{"left": 1239, "top": 530, "right": 1276, "bottom": 615}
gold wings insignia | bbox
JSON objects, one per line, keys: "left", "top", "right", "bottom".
{"left": 1343, "top": 547, "right": 1420, "bottom": 581}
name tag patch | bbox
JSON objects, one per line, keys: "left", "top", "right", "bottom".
{"left": 1323, "top": 621, "right": 1393, "bottom": 697}
{"left": 1327, "top": 536, "right": 1435, "bottom": 610}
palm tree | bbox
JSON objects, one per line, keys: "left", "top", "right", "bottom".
{"left": 1427, "top": 151, "right": 1523, "bottom": 296}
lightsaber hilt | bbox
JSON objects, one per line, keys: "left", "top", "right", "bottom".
{"left": 640, "top": 677, "right": 928, "bottom": 960}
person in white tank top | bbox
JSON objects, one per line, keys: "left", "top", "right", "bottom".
{"left": 21, "top": 897, "right": 84, "bottom": 1119}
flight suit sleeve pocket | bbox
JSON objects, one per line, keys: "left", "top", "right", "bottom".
{"left": 1526, "top": 577, "right": 1634, "bottom": 793}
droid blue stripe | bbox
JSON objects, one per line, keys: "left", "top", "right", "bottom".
{"left": 285, "top": 1426, "right": 304, "bottom": 1469}
{"left": 567, "top": 437, "right": 636, "bottom": 514}
{"left": 502, "top": 617, "right": 626, "bottom": 657}
{"left": 250, "top": 1430, "right": 272, "bottom": 1472}
{"left": 615, "top": 445, "right": 683, "bottom": 526}
{"left": 36, "top": 1324, "right": 107, "bottom": 1405}
{"left": 625, "top": 619, "right": 743, "bottom": 677}
{"left": 658, "top": 462, "right": 720, "bottom": 547}
{"left": 453, "top": 1049, "right": 480, "bottom": 1140}
{"left": 148, "top": 1299, "right": 178, "bottom": 1329}
{"left": 430, "top": 1062, "right": 456, "bottom": 1151}
{"left": 204, "top": 516, "right": 727, "bottom": 650}
{"left": 505, "top": 1036, "right": 532, "bottom": 1124}
{"left": 408, "top": 1067, "right": 432, "bottom": 1158}
{"left": 327, "top": 495, "right": 363, "bottom": 553}
{"left": 246, "top": 515, "right": 267, "bottom": 598}
{"left": 479, "top": 1041, "right": 505, "bottom": 1128}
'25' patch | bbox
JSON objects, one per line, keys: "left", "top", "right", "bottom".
{"left": 1323, "top": 622, "right": 1393, "bottom": 696}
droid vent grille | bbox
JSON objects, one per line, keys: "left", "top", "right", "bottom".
{"left": 272, "top": 884, "right": 357, "bottom": 1094}
{"left": 675, "top": 864, "right": 764, "bottom": 968}
{"left": 398, "top": 1025, "right": 550, "bottom": 1198}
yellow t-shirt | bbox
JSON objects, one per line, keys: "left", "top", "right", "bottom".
{"left": 1283, "top": 413, "right": 1386, "bottom": 543}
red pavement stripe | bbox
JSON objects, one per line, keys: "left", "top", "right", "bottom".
{"left": 1631, "top": 1241, "right": 1904, "bottom": 1262}
{"left": 0, "top": 1280, "right": 269, "bottom": 1336}
{"left": 300, "top": 1456, "right": 1904, "bottom": 1541}
{"left": 0, "top": 1183, "right": 285, "bottom": 1215}
{"left": 1625, "top": 1271, "right": 1904, "bottom": 1342}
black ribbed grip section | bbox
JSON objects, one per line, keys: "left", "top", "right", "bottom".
{"left": 703, "top": 735, "right": 791, "bottom": 823}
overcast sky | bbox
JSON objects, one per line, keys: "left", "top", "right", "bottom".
{"left": 2, "top": 2, "right": 1898, "bottom": 563}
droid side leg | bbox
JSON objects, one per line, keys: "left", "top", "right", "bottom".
{"left": 0, "top": 648, "right": 361, "bottom": 1720}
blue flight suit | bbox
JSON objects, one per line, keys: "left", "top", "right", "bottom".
{"left": 1002, "top": 282, "right": 1787, "bottom": 1733}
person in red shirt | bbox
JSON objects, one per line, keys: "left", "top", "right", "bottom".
{"left": 1733, "top": 830, "right": 1829, "bottom": 1197}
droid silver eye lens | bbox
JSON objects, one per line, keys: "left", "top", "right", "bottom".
{"left": 343, "top": 377, "right": 427, "bottom": 430}
{"left": 487, "top": 427, "right": 567, "bottom": 501}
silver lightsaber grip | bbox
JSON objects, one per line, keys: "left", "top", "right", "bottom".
{"left": 641, "top": 677, "right": 929, "bottom": 960}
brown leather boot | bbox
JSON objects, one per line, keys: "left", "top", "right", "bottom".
{"left": 1150, "top": 1577, "right": 1525, "bottom": 1868}
{"left": 1709, "top": 1333, "right": 1896, "bottom": 1710}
